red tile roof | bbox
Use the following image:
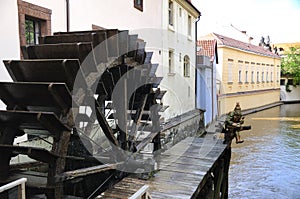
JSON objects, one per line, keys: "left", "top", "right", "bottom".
{"left": 203, "top": 33, "right": 280, "bottom": 58}
{"left": 197, "top": 39, "right": 217, "bottom": 58}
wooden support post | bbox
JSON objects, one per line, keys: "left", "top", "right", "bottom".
{"left": 129, "top": 94, "right": 148, "bottom": 151}
{"left": 208, "top": 174, "right": 214, "bottom": 199}
{"left": 0, "top": 127, "right": 24, "bottom": 179}
{"left": 213, "top": 159, "right": 224, "bottom": 199}
{"left": 220, "top": 148, "right": 231, "bottom": 199}
{"left": 115, "top": 78, "right": 128, "bottom": 150}
{"left": 47, "top": 130, "right": 71, "bottom": 199}
{"left": 151, "top": 106, "right": 161, "bottom": 152}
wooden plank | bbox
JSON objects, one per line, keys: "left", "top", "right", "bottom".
{"left": 0, "top": 144, "right": 58, "bottom": 164}
{"left": 55, "top": 163, "right": 118, "bottom": 182}
{"left": 0, "top": 110, "right": 70, "bottom": 133}
{"left": 3, "top": 59, "right": 85, "bottom": 91}
{"left": 144, "top": 52, "right": 153, "bottom": 64}
{"left": 22, "top": 42, "right": 94, "bottom": 64}
{"left": 0, "top": 82, "right": 71, "bottom": 114}
{"left": 98, "top": 137, "right": 227, "bottom": 199}
{"left": 96, "top": 107, "right": 119, "bottom": 146}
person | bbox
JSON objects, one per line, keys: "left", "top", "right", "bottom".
{"left": 223, "top": 102, "right": 245, "bottom": 144}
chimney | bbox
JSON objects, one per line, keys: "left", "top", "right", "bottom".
{"left": 248, "top": 37, "right": 253, "bottom": 44}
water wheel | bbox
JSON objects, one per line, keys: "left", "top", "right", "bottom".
{"left": 0, "top": 29, "right": 167, "bottom": 198}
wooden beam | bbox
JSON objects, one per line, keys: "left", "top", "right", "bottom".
{"left": 55, "top": 163, "right": 119, "bottom": 182}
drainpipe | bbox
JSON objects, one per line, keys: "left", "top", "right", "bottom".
{"left": 66, "top": 0, "right": 70, "bottom": 32}
{"left": 211, "top": 60, "right": 214, "bottom": 121}
{"left": 195, "top": 15, "right": 201, "bottom": 109}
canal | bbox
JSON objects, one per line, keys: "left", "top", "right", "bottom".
{"left": 229, "top": 104, "right": 300, "bottom": 199}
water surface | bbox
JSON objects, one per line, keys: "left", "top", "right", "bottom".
{"left": 229, "top": 104, "right": 300, "bottom": 199}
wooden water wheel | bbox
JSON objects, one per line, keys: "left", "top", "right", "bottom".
{"left": 0, "top": 29, "right": 167, "bottom": 198}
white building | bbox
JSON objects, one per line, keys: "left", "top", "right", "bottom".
{"left": 0, "top": 0, "right": 200, "bottom": 121}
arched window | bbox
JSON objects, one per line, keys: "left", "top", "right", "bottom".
{"left": 183, "top": 55, "right": 190, "bottom": 77}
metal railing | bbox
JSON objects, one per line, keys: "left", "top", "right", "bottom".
{"left": 0, "top": 178, "right": 27, "bottom": 199}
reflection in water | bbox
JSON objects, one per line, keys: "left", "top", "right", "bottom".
{"left": 229, "top": 104, "right": 300, "bottom": 199}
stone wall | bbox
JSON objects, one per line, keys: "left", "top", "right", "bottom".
{"left": 160, "top": 109, "right": 205, "bottom": 151}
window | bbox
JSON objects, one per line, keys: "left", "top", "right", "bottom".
{"left": 168, "top": 50, "right": 174, "bottom": 74}
{"left": 134, "top": 0, "right": 143, "bottom": 11}
{"left": 262, "top": 72, "right": 264, "bottom": 82}
{"left": 257, "top": 71, "right": 260, "bottom": 82}
{"left": 188, "top": 15, "right": 192, "bottom": 36}
{"left": 179, "top": 7, "right": 182, "bottom": 17}
{"left": 183, "top": 55, "right": 190, "bottom": 77}
{"left": 228, "top": 62, "right": 233, "bottom": 82}
{"left": 18, "top": 0, "right": 51, "bottom": 56}
{"left": 251, "top": 71, "right": 254, "bottom": 83}
{"left": 245, "top": 71, "right": 248, "bottom": 83}
{"left": 271, "top": 72, "right": 273, "bottom": 82}
{"left": 25, "top": 17, "right": 41, "bottom": 45}
{"left": 266, "top": 72, "right": 269, "bottom": 82}
{"left": 238, "top": 70, "right": 242, "bottom": 83}
{"left": 169, "top": 1, "right": 174, "bottom": 26}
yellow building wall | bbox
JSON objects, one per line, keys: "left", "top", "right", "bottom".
{"left": 218, "top": 90, "right": 280, "bottom": 114}
{"left": 217, "top": 46, "right": 281, "bottom": 115}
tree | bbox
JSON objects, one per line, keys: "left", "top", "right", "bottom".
{"left": 281, "top": 46, "right": 300, "bottom": 86}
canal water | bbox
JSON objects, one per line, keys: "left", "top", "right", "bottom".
{"left": 229, "top": 104, "right": 300, "bottom": 199}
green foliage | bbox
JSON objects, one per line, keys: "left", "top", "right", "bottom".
{"left": 25, "top": 19, "right": 35, "bottom": 45}
{"left": 281, "top": 46, "right": 300, "bottom": 86}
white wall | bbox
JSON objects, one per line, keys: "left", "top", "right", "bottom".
{"left": 0, "top": 0, "right": 20, "bottom": 110}
{"left": 0, "top": 0, "right": 20, "bottom": 82}
{"left": 24, "top": 0, "right": 67, "bottom": 33}
{"left": 68, "top": 0, "right": 162, "bottom": 31}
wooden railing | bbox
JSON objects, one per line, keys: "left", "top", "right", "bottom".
{"left": 129, "top": 185, "right": 152, "bottom": 199}
{"left": 0, "top": 178, "right": 27, "bottom": 199}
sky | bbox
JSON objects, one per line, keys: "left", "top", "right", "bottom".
{"left": 193, "top": 0, "right": 300, "bottom": 45}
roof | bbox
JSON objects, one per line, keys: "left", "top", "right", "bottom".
{"left": 197, "top": 39, "right": 218, "bottom": 63}
{"left": 202, "top": 33, "right": 280, "bottom": 58}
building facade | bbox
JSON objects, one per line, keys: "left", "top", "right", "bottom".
{"left": 0, "top": 0, "right": 200, "bottom": 121}
{"left": 196, "top": 39, "right": 218, "bottom": 125}
{"left": 200, "top": 33, "right": 281, "bottom": 115}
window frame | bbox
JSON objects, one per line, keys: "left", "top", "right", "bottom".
{"left": 183, "top": 55, "right": 190, "bottom": 77}
{"left": 227, "top": 61, "right": 233, "bottom": 83}
{"left": 168, "top": 49, "right": 175, "bottom": 74}
{"left": 187, "top": 15, "right": 192, "bottom": 37}
{"left": 251, "top": 71, "right": 254, "bottom": 83}
{"left": 25, "top": 16, "right": 41, "bottom": 45}
{"left": 238, "top": 70, "right": 242, "bottom": 83}
{"left": 245, "top": 70, "right": 248, "bottom": 83}
{"left": 18, "top": 0, "right": 51, "bottom": 57}
{"left": 168, "top": 0, "right": 174, "bottom": 27}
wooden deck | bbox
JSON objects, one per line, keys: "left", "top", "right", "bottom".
{"left": 99, "top": 136, "right": 228, "bottom": 198}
